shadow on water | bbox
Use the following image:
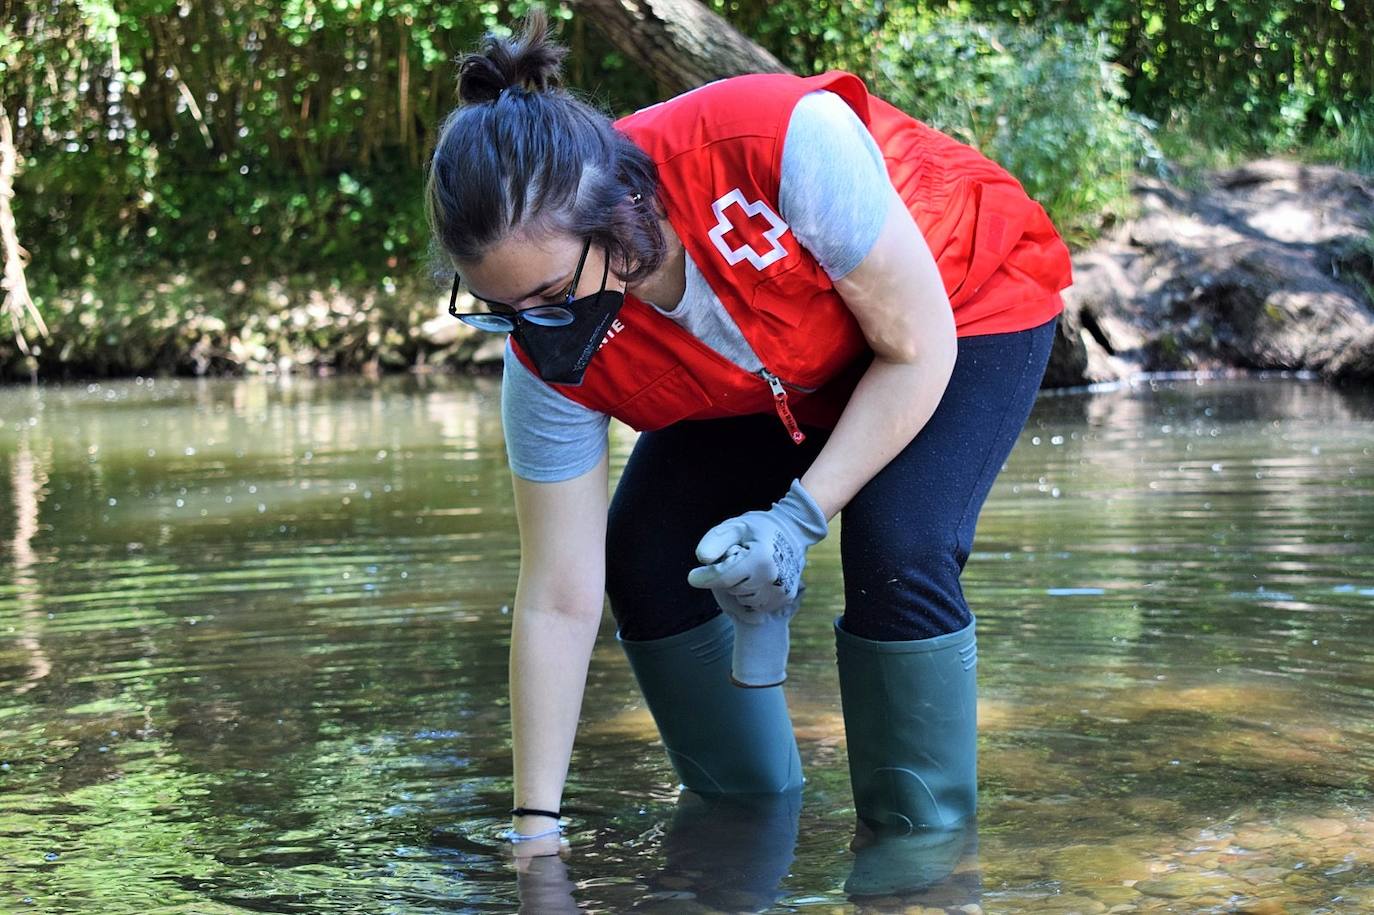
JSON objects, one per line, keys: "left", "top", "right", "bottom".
{"left": 1, "top": 375, "right": 1371, "bottom": 913}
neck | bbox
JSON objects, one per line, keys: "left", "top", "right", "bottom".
{"left": 626, "top": 218, "right": 685, "bottom": 311}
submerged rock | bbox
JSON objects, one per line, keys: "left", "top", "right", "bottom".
{"left": 1087, "top": 885, "right": 1143, "bottom": 907}
{"left": 1048, "top": 844, "right": 1153, "bottom": 884}
{"left": 1287, "top": 816, "right": 1348, "bottom": 839}
{"left": 1233, "top": 826, "right": 1295, "bottom": 850}
{"left": 1134, "top": 872, "right": 1246, "bottom": 899}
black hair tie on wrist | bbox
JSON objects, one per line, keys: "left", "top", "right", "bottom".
{"left": 510, "top": 807, "right": 562, "bottom": 820}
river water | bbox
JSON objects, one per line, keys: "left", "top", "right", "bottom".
{"left": 0, "top": 375, "right": 1371, "bottom": 914}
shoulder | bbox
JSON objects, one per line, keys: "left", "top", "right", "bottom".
{"left": 778, "top": 90, "right": 893, "bottom": 279}
{"left": 788, "top": 89, "right": 874, "bottom": 137}
{"left": 615, "top": 74, "right": 827, "bottom": 154}
{"left": 781, "top": 90, "right": 885, "bottom": 184}
{"left": 628, "top": 71, "right": 871, "bottom": 122}
{"left": 624, "top": 74, "right": 808, "bottom": 119}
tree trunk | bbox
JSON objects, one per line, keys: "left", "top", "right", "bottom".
{"left": 572, "top": 0, "right": 790, "bottom": 97}
{"left": 0, "top": 101, "right": 45, "bottom": 355}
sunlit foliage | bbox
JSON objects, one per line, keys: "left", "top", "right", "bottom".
{"left": 1, "top": 0, "right": 1369, "bottom": 376}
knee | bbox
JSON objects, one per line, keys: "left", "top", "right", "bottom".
{"left": 843, "top": 529, "right": 965, "bottom": 597}
{"left": 840, "top": 533, "right": 970, "bottom": 641}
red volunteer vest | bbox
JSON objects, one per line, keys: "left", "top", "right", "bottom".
{"left": 512, "top": 71, "right": 1073, "bottom": 439}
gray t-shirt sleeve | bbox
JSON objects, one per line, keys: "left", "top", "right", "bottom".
{"left": 500, "top": 340, "right": 610, "bottom": 483}
{"left": 779, "top": 90, "right": 894, "bottom": 280}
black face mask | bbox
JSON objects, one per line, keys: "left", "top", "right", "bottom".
{"left": 513, "top": 258, "right": 625, "bottom": 386}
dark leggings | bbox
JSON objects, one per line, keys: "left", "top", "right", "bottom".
{"left": 606, "top": 317, "right": 1057, "bottom": 643}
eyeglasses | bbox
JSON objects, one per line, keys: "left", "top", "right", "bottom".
{"left": 448, "top": 238, "right": 593, "bottom": 332}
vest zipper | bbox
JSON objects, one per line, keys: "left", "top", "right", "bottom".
{"left": 760, "top": 369, "right": 806, "bottom": 445}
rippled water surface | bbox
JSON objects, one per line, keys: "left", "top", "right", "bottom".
{"left": 1, "top": 375, "right": 1371, "bottom": 914}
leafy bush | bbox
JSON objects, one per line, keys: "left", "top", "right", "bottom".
{"left": 870, "top": 14, "right": 1162, "bottom": 245}
{"left": 731, "top": 0, "right": 1372, "bottom": 176}
{"left": 1320, "top": 103, "right": 1374, "bottom": 175}
{"left": 1, "top": 0, "right": 645, "bottom": 291}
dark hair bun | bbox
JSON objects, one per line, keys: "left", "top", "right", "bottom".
{"left": 458, "top": 11, "right": 568, "bottom": 105}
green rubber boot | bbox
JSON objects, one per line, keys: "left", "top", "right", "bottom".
{"left": 618, "top": 613, "right": 803, "bottom": 794}
{"left": 835, "top": 615, "right": 979, "bottom": 896}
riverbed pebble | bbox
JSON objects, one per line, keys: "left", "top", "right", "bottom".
{"left": 1236, "top": 865, "right": 1289, "bottom": 884}
{"left": 1030, "top": 895, "right": 1107, "bottom": 914}
{"left": 1086, "top": 885, "right": 1142, "bottom": 907}
{"left": 1233, "top": 826, "right": 1290, "bottom": 849}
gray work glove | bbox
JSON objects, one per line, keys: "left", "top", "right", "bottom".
{"left": 686, "top": 479, "right": 829, "bottom": 687}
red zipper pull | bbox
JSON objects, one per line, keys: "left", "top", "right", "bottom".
{"left": 761, "top": 370, "right": 806, "bottom": 445}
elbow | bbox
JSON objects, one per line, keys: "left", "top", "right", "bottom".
{"left": 514, "top": 562, "right": 605, "bottom": 627}
{"left": 882, "top": 338, "right": 950, "bottom": 368}
{"left": 878, "top": 320, "right": 956, "bottom": 372}
{"left": 513, "top": 589, "right": 605, "bottom": 627}
{"left": 512, "top": 603, "right": 605, "bottom": 641}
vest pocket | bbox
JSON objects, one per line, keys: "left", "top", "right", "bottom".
{"left": 608, "top": 364, "right": 715, "bottom": 432}
{"left": 746, "top": 258, "right": 822, "bottom": 328}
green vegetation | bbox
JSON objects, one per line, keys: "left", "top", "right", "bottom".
{"left": 867, "top": 15, "right": 1161, "bottom": 245}
{"left": 730, "top": 0, "right": 1372, "bottom": 168}
{"left": 1, "top": 0, "right": 1370, "bottom": 377}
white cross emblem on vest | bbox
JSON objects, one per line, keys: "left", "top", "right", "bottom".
{"left": 707, "top": 188, "right": 790, "bottom": 270}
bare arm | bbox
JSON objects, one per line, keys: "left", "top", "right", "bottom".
{"left": 800, "top": 191, "right": 958, "bottom": 517}
{"left": 507, "top": 451, "right": 609, "bottom": 853}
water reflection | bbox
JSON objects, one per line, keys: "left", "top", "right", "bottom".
{"left": 503, "top": 791, "right": 806, "bottom": 913}
{"left": 0, "top": 375, "right": 1371, "bottom": 913}
{"left": 513, "top": 854, "right": 579, "bottom": 914}
{"left": 7, "top": 424, "right": 50, "bottom": 695}
{"left": 844, "top": 820, "right": 979, "bottom": 902}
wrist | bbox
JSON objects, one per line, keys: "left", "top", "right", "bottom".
{"left": 511, "top": 813, "right": 564, "bottom": 837}
{"left": 508, "top": 821, "right": 561, "bottom": 834}
{"left": 780, "top": 478, "right": 830, "bottom": 543}
{"left": 512, "top": 804, "right": 562, "bottom": 832}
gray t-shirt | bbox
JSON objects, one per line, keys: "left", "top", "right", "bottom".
{"left": 501, "top": 89, "right": 896, "bottom": 482}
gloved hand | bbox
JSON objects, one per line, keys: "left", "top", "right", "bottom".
{"left": 686, "top": 479, "right": 829, "bottom": 687}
